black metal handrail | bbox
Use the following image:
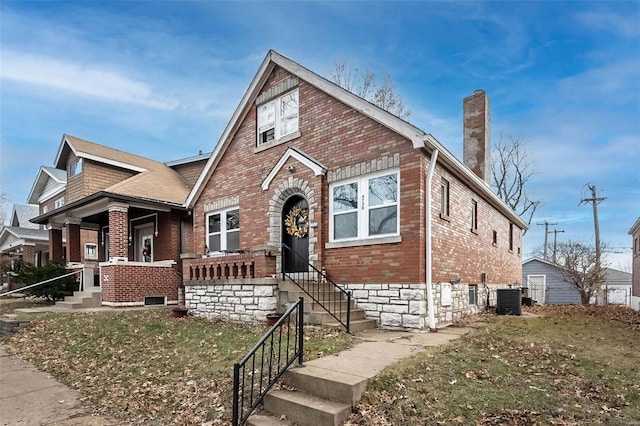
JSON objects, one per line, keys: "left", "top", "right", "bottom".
{"left": 232, "top": 297, "right": 304, "bottom": 426}
{"left": 281, "top": 243, "right": 351, "bottom": 333}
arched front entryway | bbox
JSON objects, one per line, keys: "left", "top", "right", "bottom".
{"left": 282, "top": 196, "right": 309, "bottom": 273}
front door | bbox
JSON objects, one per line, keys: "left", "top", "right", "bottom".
{"left": 135, "top": 225, "right": 154, "bottom": 263}
{"left": 282, "top": 196, "right": 309, "bottom": 273}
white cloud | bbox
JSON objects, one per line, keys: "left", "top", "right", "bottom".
{"left": 1, "top": 50, "right": 179, "bottom": 110}
{"left": 575, "top": 11, "right": 640, "bottom": 38}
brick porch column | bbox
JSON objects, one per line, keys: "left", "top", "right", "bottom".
{"left": 108, "top": 203, "right": 129, "bottom": 260}
{"left": 65, "top": 218, "right": 82, "bottom": 263}
{"left": 48, "top": 224, "right": 64, "bottom": 262}
{"left": 22, "top": 244, "right": 37, "bottom": 265}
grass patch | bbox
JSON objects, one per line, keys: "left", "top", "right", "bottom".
{"left": 350, "top": 306, "right": 640, "bottom": 425}
{"left": 5, "top": 308, "right": 353, "bottom": 424}
{"left": 0, "top": 297, "right": 51, "bottom": 315}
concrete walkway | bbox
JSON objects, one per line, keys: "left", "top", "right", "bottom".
{"left": 307, "top": 324, "right": 484, "bottom": 380}
{"left": 0, "top": 311, "right": 490, "bottom": 425}
{"left": 0, "top": 345, "right": 113, "bottom": 425}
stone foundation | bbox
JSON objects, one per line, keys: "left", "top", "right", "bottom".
{"left": 343, "top": 282, "right": 517, "bottom": 329}
{"left": 184, "top": 278, "right": 278, "bottom": 322}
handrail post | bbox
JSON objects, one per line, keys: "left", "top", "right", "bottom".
{"left": 346, "top": 291, "right": 351, "bottom": 334}
{"left": 232, "top": 363, "right": 240, "bottom": 426}
{"left": 297, "top": 296, "right": 304, "bottom": 366}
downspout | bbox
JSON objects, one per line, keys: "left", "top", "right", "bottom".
{"left": 425, "top": 148, "right": 439, "bottom": 331}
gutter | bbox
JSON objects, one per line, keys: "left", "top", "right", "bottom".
{"left": 425, "top": 146, "right": 439, "bottom": 331}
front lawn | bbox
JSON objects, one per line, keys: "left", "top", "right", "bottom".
{"left": 348, "top": 305, "right": 640, "bottom": 425}
{"left": 4, "top": 308, "right": 353, "bottom": 425}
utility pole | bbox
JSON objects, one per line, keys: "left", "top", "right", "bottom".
{"left": 549, "top": 228, "right": 564, "bottom": 263}
{"left": 579, "top": 184, "right": 606, "bottom": 303}
{"left": 537, "top": 221, "right": 557, "bottom": 260}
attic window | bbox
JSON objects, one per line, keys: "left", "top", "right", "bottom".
{"left": 68, "top": 158, "right": 83, "bottom": 177}
{"left": 257, "top": 89, "right": 299, "bottom": 146}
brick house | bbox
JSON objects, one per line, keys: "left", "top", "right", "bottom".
{"left": 630, "top": 217, "right": 640, "bottom": 311}
{"left": 182, "top": 51, "right": 527, "bottom": 329}
{"left": 31, "top": 134, "right": 209, "bottom": 307}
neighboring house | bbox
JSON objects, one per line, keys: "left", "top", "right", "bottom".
{"left": 522, "top": 257, "right": 632, "bottom": 306}
{"left": 630, "top": 217, "right": 640, "bottom": 310}
{"left": 182, "top": 50, "right": 527, "bottom": 329}
{"left": 1, "top": 205, "right": 48, "bottom": 287}
{"left": 602, "top": 267, "right": 632, "bottom": 306}
{"left": 1, "top": 204, "right": 47, "bottom": 264}
{"left": 30, "top": 134, "right": 209, "bottom": 307}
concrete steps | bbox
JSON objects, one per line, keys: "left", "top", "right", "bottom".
{"left": 248, "top": 365, "right": 368, "bottom": 426}
{"left": 55, "top": 289, "right": 101, "bottom": 309}
{"left": 278, "top": 280, "right": 377, "bottom": 333}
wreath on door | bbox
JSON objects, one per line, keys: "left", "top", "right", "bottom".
{"left": 284, "top": 206, "right": 309, "bottom": 238}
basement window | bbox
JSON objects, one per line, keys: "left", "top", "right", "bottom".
{"left": 144, "top": 296, "right": 166, "bottom": 306}
{"left": 469, "top": 284, "right": 478, "bottom": 306}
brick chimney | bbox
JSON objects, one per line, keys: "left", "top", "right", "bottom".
{"left": 463, "top": 90, "right": 491, "bottom": 184}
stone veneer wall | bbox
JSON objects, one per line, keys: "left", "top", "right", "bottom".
{"left": 185, "top": 278, "right": 278, "bottom": 322}
{"left": 344, "top": 282, "right": 518, "bottom": 329}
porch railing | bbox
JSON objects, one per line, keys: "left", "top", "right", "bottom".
{"left": 232, "top": 297, "right": 304, "bottom": 426}
{"left": 185, "top": 252, "right": 255, "bottom": 281}
{"left": 281, "top": 243, "right": 351, "bottom": 333}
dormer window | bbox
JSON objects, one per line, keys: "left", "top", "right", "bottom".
{"left": 257, "top": 89, "right": 299, "bottom": 145}
{"left": 68, "top": 158, "right": 83, "bottom": 177}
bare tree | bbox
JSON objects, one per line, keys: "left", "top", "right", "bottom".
{"left": 0, "top": 190, "right": 9, "bottom": 228}
{"left": 491, "top": 134, "right": 541, "bottom": 227}
{"left": 329, "top": 61, "right": 411, "bottom": 120}
{"left": 553, "top": 241, "right": 607, "bottom": 305}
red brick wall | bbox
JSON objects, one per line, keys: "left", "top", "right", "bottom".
{"left": 108, "top": 208, "right": 129, "bottom": 259}
{"left": 431, "top": 164, "right": 522, "bottom": 286}
{"left": 100, "top": 263, "right": 180, "bottom": 305}
{"left": 22, "top": 245, "right": 37, "bottom": 265}
{"left": 192, "top": 66, "right": 523, "bottom": 286}
{"left": 80, "top": 229, "right": 98, "bottom": 262}
{"left": 66, "top": 223, "right": 81, "bottom": 262}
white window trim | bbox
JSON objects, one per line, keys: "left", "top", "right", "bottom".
{"left": 256, "top": 88, "right": 299, "bottom": 146}
{"left": 206, "top": 207, "right": 240, "bottom": 254}
{"left": 55, "top": 197, "right": 65, "bottom": 209}
{"left": 328, "top": 169, "right": 400, "bottom": 243}
{"left": 68, "top": 158, "right": 83, "bottom": 178}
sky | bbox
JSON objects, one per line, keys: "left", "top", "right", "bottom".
{"left": 1, "top": 1, "right": 638, "bottom": 270}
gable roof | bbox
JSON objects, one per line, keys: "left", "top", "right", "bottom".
{"left": 0, "top": 226, "right": 51, "bottom": 253}
{"left": 629, "top": 217, "right": 640, "bottom": 235}
{"left": 186, "top": 50, "right": 528, "bottom": 230}
{"left": 11, "top": 204, "right": 39, "bottom": 229}
{"left": 27, "top": 166, "right": 67, "bottom": 204}
{"left": 261, "top": 148, "right": 328, "bottom": 191}
{"left": 54, "top": 134, "right": 191, "bottom": 205}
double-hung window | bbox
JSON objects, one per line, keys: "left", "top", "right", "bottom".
{"left": 257, "top": 89, "right": 299, "bottom": 145}
{"left": 206, "top": 208, "right": 240, "bottom": 253}
{"left": 68, "top": 158, "right": 83, "bottom": 177}
{"left": 330, "top": 171, "right": 399, "bottom": 241}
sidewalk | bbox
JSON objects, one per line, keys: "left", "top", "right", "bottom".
{"left": 0, "top": 345, "right": 113, "bottom": 426}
